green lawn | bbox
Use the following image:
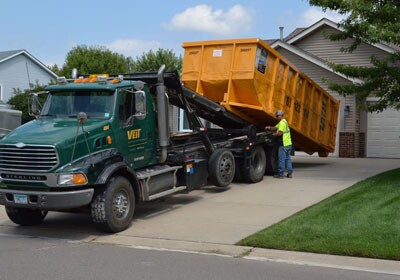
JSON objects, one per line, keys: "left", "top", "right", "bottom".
{"left": 238, "top": 168, "right": 400, "bottom": 260}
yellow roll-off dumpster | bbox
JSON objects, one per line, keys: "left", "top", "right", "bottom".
{"left": 181, "top": 38, "right": 339, "bottom": 157}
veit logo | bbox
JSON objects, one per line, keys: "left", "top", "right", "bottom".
{"left": 127, "top": 129, "right": 141, "bottom": 140}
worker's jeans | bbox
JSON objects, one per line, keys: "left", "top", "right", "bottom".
{"left": 278, "top": 145, "right": 293, "bottom": 176}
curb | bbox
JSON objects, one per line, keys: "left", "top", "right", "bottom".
{"left": 91, "top": 234, "right": 400, "bottom": 276}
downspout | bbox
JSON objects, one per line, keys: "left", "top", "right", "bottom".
{"left": 156, "top": 65, "right": 169, "bottom": 163}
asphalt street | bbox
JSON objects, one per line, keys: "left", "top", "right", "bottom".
{"left": 0, "top": 234, "right": 399, "bottom": 280}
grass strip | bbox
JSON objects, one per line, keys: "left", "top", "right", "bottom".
{"left": 238, "top": 168, "right": 400, "bottom": 260}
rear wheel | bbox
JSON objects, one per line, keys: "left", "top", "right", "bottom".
{"left": 91, "top": 176, "right": 135, "bottom": 233}
{"left": 242, "top": 145, "right": 266, "bottom": 183}
{"left": 5, "top": 206, "right": 48, "bottom": 226}
{"left": 209, "top": 149, "right": 235, "bottom": 188}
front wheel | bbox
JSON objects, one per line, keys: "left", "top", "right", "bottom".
{"left": 91, "top": 176, "right": 135, "bottom": 233}
{"left": 5, "top": 206, "right": 48, "bottom": 226}
{"left": 208, "top": 149, "right": 235, "bottom": 188}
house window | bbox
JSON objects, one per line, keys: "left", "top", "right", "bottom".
{"left": 178, "top": 108, "right": 212, "bottom": 131}
{"left": 178, "top": 109, "right": 191, "bottom": 131}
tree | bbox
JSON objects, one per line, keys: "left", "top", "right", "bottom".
{"left": 131, "top": 48, "right": 183, "bottom": 73}
{"left": 309, "top": 0, "right": 400, "bottom": 112}
{"left": 7, "top": 84, "right": 47, "bottom": 124}
{"left": 59, "top": 45, "right": 129, "bottom": 77}
{"left": 50, "top": 64, "right": 61, "bottom": 76}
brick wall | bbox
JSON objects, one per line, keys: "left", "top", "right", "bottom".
{"left": 339, "top": 132, "right": 366, "bottom": 158}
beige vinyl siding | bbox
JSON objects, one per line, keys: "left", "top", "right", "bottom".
{"left": 343, "top": 96, "right": 356, "bottom": 132}
{"left": 293, "top": 26, "right": 390, "bottom": 67}
{"left": 169, "top": 105, "right": 179, "bottom": 134}
{"left": 0, "top": 53, "right": 56, "bottom": 102}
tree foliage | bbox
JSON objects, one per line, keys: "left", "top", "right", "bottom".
{"left": 58, "top": 46, "right": 182, "bottom": 77}
{"left": 59, "top": 45, "right": 129, "bottom": 77}
{"left": 7, "top": 84, "right": 47, "bottom": 124}
{"left": 50, "top": 64, "right": 61, "bottom": 76}
{"left": 131, "top": 48, "right": 183, "bottom": 73}
{"left": 309, "top": 0, "right": 400, "bottom": 112}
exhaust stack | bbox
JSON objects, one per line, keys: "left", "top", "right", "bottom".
{"left": 156, "top": 65, "right": 169, "bottom": 163}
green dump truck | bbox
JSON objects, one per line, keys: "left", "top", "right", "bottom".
{"left": 0, "top": 39, "right": 339, "bottom": 233}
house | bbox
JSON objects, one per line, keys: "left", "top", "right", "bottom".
{"left": 0, "top": 50, "right": 57, "bottom": 103}
{"left": 267, "top": 18, "right": 400, "bottom": 158}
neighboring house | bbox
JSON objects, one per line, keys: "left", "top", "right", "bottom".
{"left": 267, "top": 18, "right": 400, "bottom": 159}
{"left": 0, "top": 50, "right": 57, "bottom": 103}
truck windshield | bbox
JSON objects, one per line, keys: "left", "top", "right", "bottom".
{"left": 40, "top": 91, "right": 115, "bottom": 119}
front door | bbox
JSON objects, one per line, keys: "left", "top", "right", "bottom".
{"left": 116, "top": 87, "right": 156, "bottom": 168}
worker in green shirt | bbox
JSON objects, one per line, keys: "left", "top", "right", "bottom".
{"left": 265, "top": 110, "right": 293, "bottom": 179}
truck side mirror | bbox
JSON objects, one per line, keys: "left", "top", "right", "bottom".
{"left": 29, "top": 93, "right": 42, "bottom": 117}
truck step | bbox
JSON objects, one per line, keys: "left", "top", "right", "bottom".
{"left": 148, "top": 186, "right": 187, "bottom": 201}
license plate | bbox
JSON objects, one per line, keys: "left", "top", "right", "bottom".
{"left": 14, "top": 194, "right": 28, "bottom": 204}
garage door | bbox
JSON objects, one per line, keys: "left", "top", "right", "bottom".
{"left": 367, "top": 107, "right": 400, "bottom": 158}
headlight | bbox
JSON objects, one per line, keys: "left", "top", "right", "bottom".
{"left": 58, "top": 173, "right": 88, "bottom": 186}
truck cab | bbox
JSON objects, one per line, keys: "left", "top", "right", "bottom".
{"left": 44, "top": 77, "right": 157, "bottom": 168}
{"left": 0, "top": 75, "right": 160, "bottom": 232}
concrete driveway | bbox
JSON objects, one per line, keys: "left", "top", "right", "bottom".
{"left": 1, "top": 155, "right": 400, "bottom": 274}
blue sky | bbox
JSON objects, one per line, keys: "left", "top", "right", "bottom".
{"left": 1, "top": 0, "right": 343, "bottom": 67}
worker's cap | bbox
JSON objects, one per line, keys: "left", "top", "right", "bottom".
{"left": 275, "top": 110, "right": 284, "bottom": 117}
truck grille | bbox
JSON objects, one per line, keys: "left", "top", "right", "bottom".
{"left": 0, "top": 144, "right": 59, "bottom": 172}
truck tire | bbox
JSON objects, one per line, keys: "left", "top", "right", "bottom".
{"left": 265, "top": 143, "right": 279, "bottom": 175}
{"left": 5, "top": 206, "right": 47, "bottom": 226}
{"left": 208, "top": 149, "right": 235, "bottom": 188}
{"left": 91, "top": 176, "right": 135, "bottom": 233}
{"left": 242, "top": 145, "right": 266, "bottom": 183}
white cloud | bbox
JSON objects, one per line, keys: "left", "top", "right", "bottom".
{"left": 106, "top": 39, "right": 161, "bottom": 57}
{"left": 164, "top": 4, "right": 254, "bottom": 35}
{"left": 299, "top": 8, "right": 347, "bottom": 26}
